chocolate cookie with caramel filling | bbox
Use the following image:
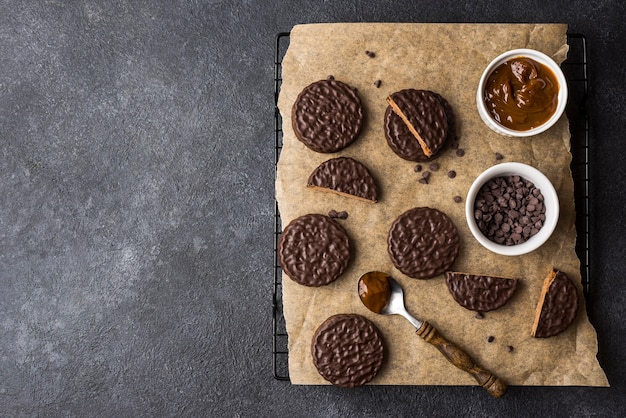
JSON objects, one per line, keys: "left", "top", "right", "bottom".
{"left": 384, "top": 89, "right": 453, "bottom": 161}
{"left": 278, "top": 214, "right": 351, "bottom": 287}
{"left": 311, "top": 314, "right": 384, "bottom": 388}
{"left": 388, "top": 207, "right": 460, "bottom": 279}
{"left": 531, "top": 269, "right": 579, "bottom": 338}
{"left": 445, "top": 272, "right": 518, "bottom": 312}
{"left": 307, "top": 157, "right": 378, "bottom": 203}
{"left": 292, "top": 79, "right": 363, "bottom": 153}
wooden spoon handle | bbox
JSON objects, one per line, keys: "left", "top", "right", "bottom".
{"left": 416, "top": 321, "right": 507, "bottom": 398}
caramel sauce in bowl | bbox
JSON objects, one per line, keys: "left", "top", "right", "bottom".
{"left": 476, "top": 49, "right": 568, "bottom": 137}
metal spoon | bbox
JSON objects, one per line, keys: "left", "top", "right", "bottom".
{"left": 358, "top": 271, "right": 507, "bottom": 398}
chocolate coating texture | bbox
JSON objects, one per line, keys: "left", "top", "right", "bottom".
{"left": 278, "top": 214, "right": 350, "bottom": 287}
{"left": 292, "top": 79, "right": 363, "bottom": 153}
{"left": 384, "top": 106, "right": 431, "bottom": 162}
{"left": 445, "top": 272, "right": 517, "bottom": 312}
{"left": 311, "top": 314, "right": 384, "bottom": 388}
{"left": 384, "top": 89, "right": 450, "bottom": 161}
{"left": 534, "top": 271, "right": 579, "bottom": 338}
{"left": 307, "top": 157, "right": 378, "bottom": 202}
{"left": 388, "top": 207, "right": 460, "bottom": 279}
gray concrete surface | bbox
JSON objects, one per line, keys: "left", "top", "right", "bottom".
{"left": 0, "top": 1, "right": 624, "bottom": 416}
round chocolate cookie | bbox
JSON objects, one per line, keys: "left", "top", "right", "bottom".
{"left": 291, "top": 79, "right": 363, "bottom": 153}
{"left": 278, "top": 214, "right": 351, "bottom": 287}
{"left": 531, "top": 270, "right": 579, "bottom": 338}
{"left": 307, "top": 157, "right": 378, "bottom": 203}
{"left": 388, "top": 207, "right": 460, "bottom": 279}
{"left": 384, "top": 89, "right": 452, "bottom": 161}
{"left": 311, "top": 314, "right": 384, "bottom": 388}
{"left": 445, "top": 272, "right": 518, "bottom": 312}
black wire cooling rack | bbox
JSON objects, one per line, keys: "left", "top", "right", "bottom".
{"left": 272, "top": 32, "right": 590, "bottom": 381}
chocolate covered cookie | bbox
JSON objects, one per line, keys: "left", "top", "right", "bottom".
{"left": 387, "top": 207, "right": 460, "bottom": 279}
{"left": 384, "top": 89, "right": 453, "bottom": 160}
{"left": 307, "top": 157, "right": 378, "bottom": 203}
{"left": 292, "top": 79, "right": 363, "bottom": 153}
{"left": 311, "top": 314, "right": 384, "bottom": 388}
{"left": 278, "top": 214, "right": 350, "bottom": 287}
{"left": 531, "top": 269, "right": 579, "bottom": 338}
{"left": 445, "top": 272, "right": 518, "bottom": 312}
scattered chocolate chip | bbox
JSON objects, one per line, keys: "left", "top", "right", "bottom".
{"left": 374, "top": 79, "right": 382, "bottom": 88}
{"left": 429, "top": 163, "right": 439, "bottom": 172}
{"left": 418, "top": 178, "right": 429, "bottom": 185}
{"left": 474, "top": 311, "right": 484, "bottom": 319}
{"left": 414, "top": 164, "right": 422, "bottom": 172}
{"left": 495, "top": 152, "right": 504, "bottom": 160}
{"left": 422, "top": 171, "right": 431, "bottom": 179}
{"left": 451, "top": 142, "right": 459, "bottom": 150}
{"left": 506, "top": 345, "right": 514, "bottom": 352}
{"left": 447, "top": 170, "right": 456, "bottom": 178}
{"left": 455, "top": 148, "right": 465, "bottom": 157}
{"left": 365, "top": 50, "right": 376, "bottom": 58}
{"left": 328, "top": 210, "right": 348, "bottom": 219}
{"left": 453, "top": 196, "right": 462, "bottom": 203}
{"left": 487, "top": 336, "right": 495, "bottom": 343}
{"left": 327, "top": 75, "right": 335, "bottom": 80}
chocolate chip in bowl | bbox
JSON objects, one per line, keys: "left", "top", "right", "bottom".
{"left": 476, "top": 49, "right": 568, "bottom": 137}
{"left": 465, "top": 162, "right": 559, "bottom": 256}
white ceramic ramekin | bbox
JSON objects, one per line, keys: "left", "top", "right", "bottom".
{"left": 476, "top": 49, "right": 568, "bottom": 137}
{"left": 465, "top": 162, "right": 559, "bottom": 256}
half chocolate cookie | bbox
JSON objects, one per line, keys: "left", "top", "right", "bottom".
{"left": 384, "top": 89, "right": 453, "bottom": 161}
{"left": 292, "top": 79, "right": 363, "bottom": 153}
{"left": 307, "top": 157, "right": 378, "bottom": 203}
{"left": 388, "top": 207, "right": 460, "bottom": 279}
{"left": 445, "top": 272, "right": 518, "bottom": 312}
{"left": 278, "top": 214, "right": 351, "bottom": 287}
{"left": 311, "top": 314, "right": 384, "bottom": 388}
{"left": 531, "top": 269, "right": 579, "bottom": 338}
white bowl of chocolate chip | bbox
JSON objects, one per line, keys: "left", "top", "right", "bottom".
{"left": 465, "top": 162, "right": 559, "bottom": 256}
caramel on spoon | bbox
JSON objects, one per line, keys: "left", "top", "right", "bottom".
{"left": 358, "top": 271, "right": 507, "bottom": 398}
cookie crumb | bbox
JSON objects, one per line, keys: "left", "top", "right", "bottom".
{"left": 474, "top": 311, "right": 484, "bottom": 319}
{"left": 495, "top": 152, "right": 504, "bottom": 160}
{"left": 374, "top": 79, "right": 382, "bottom": 88}
{"left": 506, "top": 345, "right": 514, "bottom": 352}
{"left": 326, "top": 75, "right": 335, "bottom": 80}
{"left": 487, "top": 336, "right": 495, "bottom": 343}
{"left": 365, "top": 50, "right": 376, "bottom": 58}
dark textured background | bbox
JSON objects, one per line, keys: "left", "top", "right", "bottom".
{"left": 0, "top": 1, "right": 624, "bottom": 416}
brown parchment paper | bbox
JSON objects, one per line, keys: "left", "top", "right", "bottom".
{"left": 276, "top": 23, "right": 608, "bottom": 386}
